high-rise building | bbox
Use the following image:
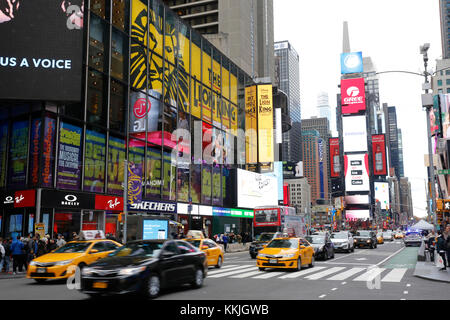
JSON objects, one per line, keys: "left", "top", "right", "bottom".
{"left": 398, "top": 129, "right": 405, "bottom": 178}
{"left": 399, "top": 177, "right": 413, "bottom": 223}
{"left": 317, "top": 92, "right": 332, "bottom": 125}
{"left": 301, "top": 129, "right": 321, "bottom": 205}
{"left": 431, "top": 59, "right": 450, "bottom": 94}
{"left": 439, "top": 0, "right": 450, "bottom": 59}
{"left": 301, "top": 117, "right": 331, "bottom": 201}
{"left": 274, "top": 40, "right": 301, "bottom": 162}
{"left": 383, "top": 103, "right": 402, "bottom": 178}
{"left": 285, "top": 177, "right": 311, "bottom": 216}
{"left": 164, "top": 0, "right": 274, "bottom": 81}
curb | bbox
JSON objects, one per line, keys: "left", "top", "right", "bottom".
{"left": 413, "top": 273, "right": 450, "bottom": 283}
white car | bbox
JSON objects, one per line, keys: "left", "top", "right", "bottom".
{"left": 382, "top": 231, "right": 394, "bottom": 241}
{"left": 330, "top": 231, "right": 354, "bottom": 253}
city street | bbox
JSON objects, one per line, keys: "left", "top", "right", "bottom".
{"left": 0, "top": 240, "right": 448, "bottom": 301}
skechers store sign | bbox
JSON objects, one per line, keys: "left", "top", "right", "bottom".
{"left": 0, "top": 1, "right": 84, "bottom": 101}
{"left": 128, "top": 200, "right": 177, "bottom": 213}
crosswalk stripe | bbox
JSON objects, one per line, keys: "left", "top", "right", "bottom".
{"left": 230, "top": 270, "right": 263, "bottom": 278}
{"left": 278, "top": 267, "right": 326, "bottom": 279}
{"left": 305, "top": 267, "right": 346, "bottom": 280}
{"left": 326, "top": 268, "right": 366, "bottom": 281}
{"left": 381, "top": 268, "right": 408, "bottom": 282}
{"left": 207, "top": 265, "right": 249, "bottom": 275}
{"left": 353, "top": 268, "right": 385, "bottom": 282}
{"left": 252, "top": 271, "right": 286, "bottom": 279}
{"left": 208, "top": 266, "right": 257, "bottom": 278}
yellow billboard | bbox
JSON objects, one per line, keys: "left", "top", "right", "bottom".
{"left": 257, "top": 85, "right": 274, "bottom": 163}
{"left": 245, "top": 86, "right": 257, "bottom": 164}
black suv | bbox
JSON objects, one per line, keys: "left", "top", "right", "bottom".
{"left": 353, "top": 230, "right": 378, "bottom": 249}
{"left": 249, "top": 232, "right": 280, "bottom": 259}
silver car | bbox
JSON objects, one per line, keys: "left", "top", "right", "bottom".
{"left": 382, "top": 231, "right": 394, "bottom": 242}
{"left": 330, "top": 231, "right": 354, "bottom": 253}
{"left": 403, "top": 232, "right": 423, "bottom": 247}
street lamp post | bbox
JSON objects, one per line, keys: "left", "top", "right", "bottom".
{"left": 420, "top": 43, "right": 438, "bottom": 232}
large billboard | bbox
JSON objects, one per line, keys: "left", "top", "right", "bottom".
{"left": 372, "top": 134, "right": 387, "bottom": 176}
{"left": 344, "top": 153, "right": 370, "bottom": 192}
{"left": 0, "top": 1, "right": 84, "bottom": 101}
{"left": 439, "top": 94, "right": 450, "bottom": 138}
{"left": 329, "top": 137, "right": 340, "bottom": 178}
{"left": 340, "top": 78, "right": 366, "bottom": 114}
{"left": 374, "top": 182, "right": 390, "bottom": 211}
{"left": 340, "top": 52, "right": 363, "bottom": 74}
{"left": 257, "top": 85, "right": 274, "bottom": 163}
{"left": 345, "top": 209, "right": 370, "bottom": 220}
{"left": 237, "top": 169, "right": 278, "bottom": 208}
{"left": 245, "top": 86, "right": 258, "bottom": 164}
{"left": 342, "top": 115, "right": 367, "bottom": 152}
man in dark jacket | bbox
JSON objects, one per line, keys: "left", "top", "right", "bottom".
{"left": 437, "top": 231, "right": 447, "bottom": 271}
{"left": 10, "top": 236, "right": 24, "bottom": 274}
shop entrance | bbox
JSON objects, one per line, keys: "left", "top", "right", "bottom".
{"left": 54, "top": 212, "right": 81, "bottom": 241}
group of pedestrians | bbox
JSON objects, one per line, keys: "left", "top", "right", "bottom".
{"left": 0, "top": 233, "right": 69, "bottom": 275}
{"left": 435, "top": 225, "right": 450, "bottom": 271}
{"left": 213, "top": 232, "right": 252, "bottom": 252}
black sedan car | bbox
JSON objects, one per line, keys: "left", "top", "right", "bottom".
{"left": 305, "top": 235, "right": 335, "bottom": 260}
{"left": 353, "top": 230, "right": 377, "bottom": 249}
{"left": 249, "top": 232, "right": 276, "bottom": 259}
{"left": 79, "top": 239, "right": 208, "bottom": 299}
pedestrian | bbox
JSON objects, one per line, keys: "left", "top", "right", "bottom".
{"left": 426, "top": 231, "right": 436, "bottom": 262}
{"left": 47, "top": 239, "right": 57, "bottom": 252}
{"left": 437, "top": 231, "right": 448, "bottom": 271}
{"left": 36, "top": 239, "right": 47, "bottom": 257}
{"left": 222, "top": 233, "right": 229, "bottom": 252}
{"left": 2, "top": 238, "right": 12, "bottom": 273}
{"left": 56, "top": 234, "right": 66, "bottom": 248}
{"left": 72, "top": 232, "right": 79, "bottom": 241}
{"left": 11, "top": 236, "right": 25, "bottom": 274}
{"left": 0, "top": 237, "right": 4, "bottom": 273}
{"left": 443, "top": 225, "right": 450, "bottom": 268}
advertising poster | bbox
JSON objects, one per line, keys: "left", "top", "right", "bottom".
{"left": 257, "top": 84, "right": 274, "bottom": 163}
{"left": 127, "top": 161, "right": 143, "bottom": 207}
{"left": 372, "top": 134, "right": 387, "bottom": 176}
{"left": 431, "top": 94, "right": 442, "bottom": 136}
{"left": 342, "top": 115, "right": 367, "bottom": 152}
{"left": 84, "top": 130, "right": 106, "bottom": 193}
{"left": 107, "top": 136, "right": 126, "bottom": 195}
{"left": 29, "top": 118, "right": 41, "bottom": 186}
{"left": 8, "top": 120, "right": 28, "bottom": 186}
{"left": 42, "top": 117, "right": 56, "bottom": 187}
{"left": 329, "top": 137, "right": 340, "bottom": 178}
{"left": 245, "top": 86, "right": 257, "bottom": 164}
{"left": 129, "top": 91, "right": 161, "bottom": 134}
{"left": 340, "top": 78, "right": 366, "bottom": 114}
{"left": 57, "top": 122, "right": 82, "bottom": 190}
{"left": 318, "top": 138, "right": 325, "bottom": 198}
{"left": 344, "top": 153, "right": 370, "bottom": 192}
{"left": 340, "top": 52, "right": 363, "bottom": 74}
{"left": 439, "top": 94, "right": 450, "bottom": 138}
{"left": 0, "top": 122, "right": 7, "bottom": 187}
{"left": 254, "top": 208, "right": 280, "bottom": 227}
{"left": 143, "top": 219, "right": 168, "bottom": 240}
{"left": 0, "top": 0, "right": 84, "bottom": 101}
{"left": 374, "top": 182, "right": 390, "bottom": 211}
{"left": 345, "top": 210, "right": 370, "bottom": 220}
{"left": 237, "top": 169, "right": 278, "bottom": 208}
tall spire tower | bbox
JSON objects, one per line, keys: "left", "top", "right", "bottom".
{"left": 343, "top": 21, "right": 351, "bottom": 53}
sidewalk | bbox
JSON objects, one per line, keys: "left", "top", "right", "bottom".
{"left": 218, "top": 242, "right": 251, "bottom": 253}
{"left": 0, "top": 271, "right": 27, "bottom": 280}
{"left": 414, "top": 261, "right": 450, "bottom": 283}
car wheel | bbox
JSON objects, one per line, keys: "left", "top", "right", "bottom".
{"left": 191, "top": 268, "right": 204, "bottom": 289}
{"left": 331, "top": 250, "right": 335, "bottom": 259}
{"left": 351, "top": 246, "right": 355, "bottom": 252}
{"left": 259, "top": 267, "right": 266, "bottom": 271}
{"left": 34, "top": 279, "right": 47, "bottom": 284}
{"left": 142, "top": 274, "right": 161, "bottom": 299}
{"left": 250, "top": 254, "right": 257, "bottom": 259}
{"left": 295, "top": 257, "right": 302, "bottom": 271}
{"left": 308, "top": 256, "right": 315, "bottom": 268}
{"left": 215, "top": 256, "right": 223, "bottom": 269}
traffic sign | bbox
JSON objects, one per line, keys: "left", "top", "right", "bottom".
{"left": 437, "top": 169, "right": 450, "bottom": 175}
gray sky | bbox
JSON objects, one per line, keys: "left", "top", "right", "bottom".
{"left": 274, "top": 0, "right": 442, "bottom": 218}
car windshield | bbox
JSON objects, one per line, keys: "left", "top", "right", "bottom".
{"left": 266, "top": 239, "right": 298, "bottom": 249}
{"left": 110, "top": 242, "right": 164, "bottom": 258}
{"left": 406, "top": 233, "right": 421, "bottom": 237}
{"left": 331, "top": 233, "right": 347, "bottom": 239}
{"left": 356, "top": 231, "right": 371, "bottom": 237}
{"left": 377, "top": 233, "right": 383, "bottom": 237}
{"left": 185, "top": 240, "right": 201, "bottom": 248}
{"left": 53, "top": 242, "right": 91, "bottom": 253}
{"left": 305, "top": 236, "right": 325, "bottom": 244}
{"left": 382, "top": 232, "right": 391, "bottom": 237}
{"left": 257, "top": 234, "right": 274, "bottom": 242}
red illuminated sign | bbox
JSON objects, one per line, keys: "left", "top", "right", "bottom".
{"left": 372, "top": 134, "right": 387, "bottom": 176}
{"left": 95, "top": 195, "right": 124, "bottom": 211}
{"left": 341, "top": 78, "right": 366, "bottom": 114}
{"left": 133, "top": 98, "right": 151, "bottom": 119}
{"left": 329, "top": 137, "right": 340, "bottom": 178}
{"left": 14, "top": 190, "right": 36, "bottom": 208}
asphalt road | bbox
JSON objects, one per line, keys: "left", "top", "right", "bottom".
{"left": 0, "top": 240, "right": 449, "bottom": 301}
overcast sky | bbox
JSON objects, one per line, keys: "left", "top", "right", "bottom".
{"left": 274, "top": 0, "right": 442, "bottom": 218}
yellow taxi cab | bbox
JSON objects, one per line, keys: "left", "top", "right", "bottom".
{"left": 376, "top": 232, "right": 384, "bottom": 244}
{"left": 256, "top": 237, "right": 315, "bottom": 271}
{"left": 183, "top": 238, "right": 224, "bottom": 268}
{"left": 394, "top": 231, "right": 404, "bottom": 239}
{"left": 27, "top": 235, "right": 122, "bottom": 283}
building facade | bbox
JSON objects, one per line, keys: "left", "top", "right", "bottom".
{"left": 301, "top": 130, "right": 320, "bottom": 205}
{"left": 285, "top": 177, "right": 311, "bottom": 217}
{"left": 439, "top": 0, "right": 450, "bottom": 59}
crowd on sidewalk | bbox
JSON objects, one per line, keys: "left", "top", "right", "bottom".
{"left": 424, "top": 225, "right": 450, "bottom": 271}
{"left": 0, "top": 232, "right": 74, "bottom": 275}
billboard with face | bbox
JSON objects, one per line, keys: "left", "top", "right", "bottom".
{"left": 0, "top": 0, "right": 84, "bottom": 101}
{"left": 340, "top": 78, "right": 366, "bottom": 114}
{"left": 344, "top": 153, "right": 370, "bottom": 192}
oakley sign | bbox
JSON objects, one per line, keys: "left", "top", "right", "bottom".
{"left": 341, "top": 78, "right": 366, "bottom": 114}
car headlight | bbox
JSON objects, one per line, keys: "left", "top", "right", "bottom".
{"left": 367, "top": 240, "right": 372, "bottom": 243}
{"left": 54, "top": 259, "right": 73, "bottom": 266}
{"left": 82, "top": 267, "right": 95, "bottom": 276}
{"left": 119, "top": 266, "right": 146, "bottom": 276}
{"left": 280, "top": 254, "right": 296, "bottom": 258}
{"left": 29, "top": 261, "right": 37, "bottom": 266}
{"left": 354, "top": 239, "right": 357, "bottom": 242}
{"left": 257, "top": 253, "right": 269, "bottom": 258}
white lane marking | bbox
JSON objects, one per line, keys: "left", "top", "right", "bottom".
{"left": 230, "top": 270, "right": 262, "bottom": 278}
{"left": 376, "top": 247, "right": 405, "bottom": 266}
{"left": 208, "top": 266, "right": 257, "bottom": 278}
{"left": 305, "top": 267, "right": 346, "bottom": 280}
{"left": 331, "top": 288, "right": 338, "bottom": 291}
{"left": 207, "top": 265, "right": 249, "bottom": 275}
{"left": 252, "top": 271, "right": 285, "bottom": 279}
{"left": 208, "top": 264, "right": 238, "bottom": 270}
{"left": 353, "top": 268, "right": 385, "bottom": 282}
{"left": 341, "top": 282, "right": 347, "bottom": 285}
{"left": 355, "top": 258, "right": 368, "bottom": 261}
{"left": 319, "top": 294, "right": 326, "bottom": 299}
{"left": 403, "top": 291, "right": 408, "bottom": 295}
{"left": 381, "top": 268, "right": 408, "bottom": 282}
{"left": 278, "top": 267, "right": 326, "bottom": 279}
{"left": 326, "top": 267, "right": 366, "bottom": 281}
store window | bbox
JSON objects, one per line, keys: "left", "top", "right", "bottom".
{"left": 90, "top": 0, "right": 107, "bottom": 19}
{"left": 110, "top": 79, "right": 127, "bottom": 132}
{"left": 54, "top": 212, "right": 81, "bottom": 240}
{"left": 87, "top": 70, "right": 108, "bottom": 126}
{"left": 82, "top": 211, "right": 104, "bottom": 231}
{"left": 105, "top": 213, "right": 119, "bottom": 237}
{"left": 84, "top": 128, "right": 106, "bottom": 193}
{"left": 111, "top": 28, "right": 128, "bottom": 81}
{"left": 7, "top": 214, "right": 23, "bottom": 238}
{"left": 89, "top": 13, "right": 109, "bottom": 72}
{"left": 112, "top": 0, "right": 129, "bottom": 32}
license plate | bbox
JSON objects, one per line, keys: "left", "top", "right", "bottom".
{"left": 37, "top": 268, "right": 46, "bottom": 273}
{"left": 93, "top": 282, "right": 108, "bottom": 289}
{"left": 269, "top": 259, "right": 277, "bottom": 264}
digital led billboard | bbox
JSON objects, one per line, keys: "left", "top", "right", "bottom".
{"left": 374, "top": 182, "right": 390, "bottom": 211}
{"left": 329, "top": 137, "right": 340, "bottom": 178}
{"left": 340, "top": 78, "right": 366, "bottom": 114}
{"left": 344, "top": 153, "right": 370, "bottom": 192}
{"left": 372, "top": 134, "right": 387, "bottom": 176}
{"left": 342, "top": 116, "right": 367, "bottom": 152}
{"left": 0, "top": 1, "right": 84, "bottom": 101}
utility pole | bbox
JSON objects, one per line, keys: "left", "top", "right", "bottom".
{"left": 123, "top": 159, "right": 128, "bottom": 244}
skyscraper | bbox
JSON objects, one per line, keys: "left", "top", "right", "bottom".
{"left": 274, "top": 40, "right": 301, "bottom": 162}
{"left": 301, "top": 130, "right": 321, "bottom": 205}
{"left": 383, "top": 103, "right": 403, "bottom": 178}
{"left": 439, "top": 0, "right": 450, "bottom": 59}
{"left": 317, "top": 92, "right": 332, "bottom": 125}
{"left": 163, "top": 0, "right": 274, "bottom": 80}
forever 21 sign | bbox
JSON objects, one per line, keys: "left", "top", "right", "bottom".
{"left": 41, "top": 190, "right": 94, "bottom": 209}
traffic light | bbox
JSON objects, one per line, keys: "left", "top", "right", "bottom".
{"left": 437, "top": 199, "right": 444, "bottom": 211}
